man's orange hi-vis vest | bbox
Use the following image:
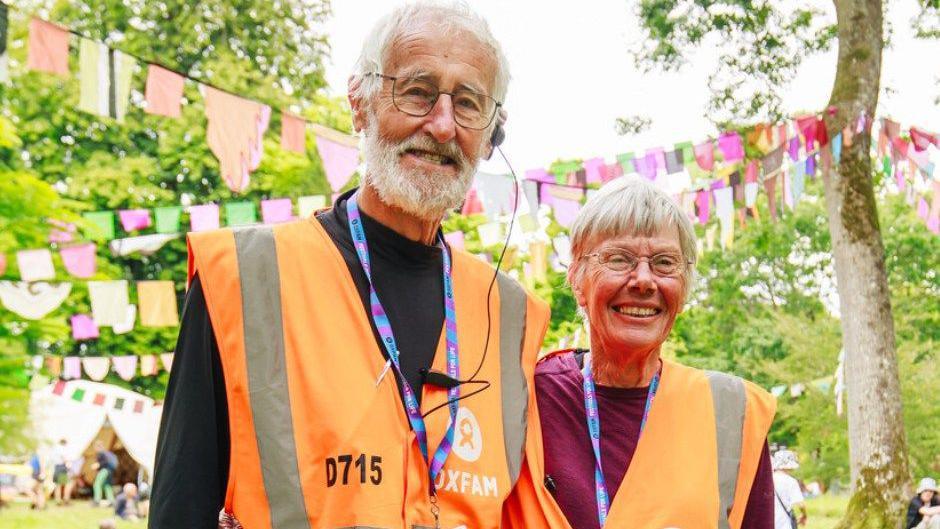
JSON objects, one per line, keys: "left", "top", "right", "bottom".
{"left": 186, "top": 218, "right": 550, "bottom": 529}
{"left": 502, "top": 356, "right": 776, "bottom": 529}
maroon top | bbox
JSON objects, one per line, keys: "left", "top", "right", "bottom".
{"left": 535, "top": 352, "right": 774, "bottom": 529}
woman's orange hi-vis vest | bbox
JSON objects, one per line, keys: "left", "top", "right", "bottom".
{"left": 502, "top": 356, "right": 776, "bottom": 529}
{"left": 186, "top": 217, "right": 550, "bottom": 529}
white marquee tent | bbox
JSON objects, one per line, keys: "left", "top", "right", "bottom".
{"left": 29, "top": 379, "right": 163, "bottom": 479}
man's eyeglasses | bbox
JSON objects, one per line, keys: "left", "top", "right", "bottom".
{"left": 365, "top": 73, "right": 501, "bottom": 130}
{"left": 582, "top": 249, "right": 693, "bottom": 277}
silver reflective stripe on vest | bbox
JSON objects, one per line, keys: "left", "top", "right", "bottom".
{"left": 706, "top": 371, "right": 747, "bottom": 529}
{"left": 496, "top": 272, "right": 528, "bottom": 487}
{"left": 234, "top": 227, "right": 311, "bottom": 529}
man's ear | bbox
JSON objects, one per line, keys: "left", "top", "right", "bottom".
{"left": 348, "top": 76, "right": 367, "bottom": 133}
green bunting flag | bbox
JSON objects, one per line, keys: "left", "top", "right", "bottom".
{"left": 78, "top": 38, "right": 136, "bottom": 122}
{"left": 71, "top": 388, "right": 86, "bottom": 402}
{"left": 616, "top": 152, "right": 635, "bottom": 174}
{"left": 83, "top": 211, "right": 116, "bottom": 240}
{"left": 154, "top": 206, "right": 182, "bottom": 234}
{"left": 225, "top": 201, "right": 258, "bottom": 226}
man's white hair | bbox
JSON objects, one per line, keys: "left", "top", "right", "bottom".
{"left": 350, "top": 0, "right": 510, "bottom": 106}
{"left": 567, "top": 176, "right": 698, "bottom": 301}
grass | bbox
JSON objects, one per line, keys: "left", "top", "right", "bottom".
{"left": 806, "top": 493, "right": 851, "bottom": 529}
{"left": 0, "top": 502, "right": 146, "bottom": 529}
{"left": 0, "top": 493, "right": 851, "bottom": 528}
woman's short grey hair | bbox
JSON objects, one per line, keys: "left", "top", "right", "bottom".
{"left": 567, "top": 176, "right": 698, "bottom": 300}
{"left": 350, "top": 1, "right": 510, "bottom": 112}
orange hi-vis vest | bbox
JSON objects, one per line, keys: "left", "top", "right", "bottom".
{"left": 186, "top": 217, "right": 550, "bottom": 529}
{"left": 502, "top": 355, "right": 776, "bottom": 529}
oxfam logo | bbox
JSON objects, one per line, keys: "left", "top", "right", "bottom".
{"left": 451, "top": 407, "right": 483, "bottom": 462}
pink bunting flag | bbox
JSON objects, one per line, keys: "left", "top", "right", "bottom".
{"left": 118, "top": 209, "right": 152, "bottom": 232}
{"left": 63, "top": 357, "right": 82, "bottom": 380}
{"left": 633, "top": 153, "right": 658, "bottom": 180}
{"left": 461, "top": 188, "right": 484, "bottom": 215}
{"left": 928, "top": 180, "right": 940, "bottom": 235}
{"left": 891, "top": 137, "right": 910, "bottom": 160}
{"left": 444, "top": 231, "right": 465, "bottom": 250}
{"left": 27, "top": 18, "right": 70, "bottom": 76}
{"left": 261, "top": 198, "right": 294, "bottom": 224}
{"left": 795, "top": 115, "right": 819, "bottom": 151}
{"left": 603, "top": 162, "right": 623, "bottom": 182}
{"left": 552, "top": 197, "right": 580, "bottom": 228}
{"left": 646, "top": 148, "right": 666, "bottom": 176}
{"left": 93, "top": 393, "right": 107, "bottom": 406}
{"left": 60, "top": 243, "right": 97, "bottom": 278}
{"left": 281, "top": 112, "right": 307, "bottom": 154}
{"left": 717, "top": 132, "right": 744, "bottom": 163}
{"left": 48, "top": 219, "right": 77, "bottom": 244}
{"left": 694, "top": 141, "right": 715, "bottom": 171}
{"left": 0, "top": 254, "right": 5, "bottom": 276}
{"left": 910, "top": 127, "right": 938, "bottom": 152}
{"left": 53, "top": 380, "right": 67, "bottom": 395}
{"left": 745, "top": 161, "right": 759, "bottom": 184}
{"left": 111, "top": 356, "right": 138, "bottom": 381}
{"left": 313, "top": 125, "right": 360, "bottom": 192}
{"left": 133, "top": 400, "right": 145, "bottom": 413}
{"left": 695, "top": 190, "right": 710, "bottom": 225}
{"left": 71, "top": 314, "right": 99, "bottom": 341}
{"left": 189, "top": 204, "right": 220, "bottom": 232}
{"left": 145, "top": 64, "right": 185, "bottom": 118}
{"left": 918, "top": 197, "right": 930, "bottom": 220}
{"left": 583, "top": 158, "right": 606, "bottom": 184}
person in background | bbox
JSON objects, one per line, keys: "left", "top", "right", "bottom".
{"left": 772, "top": 450, "right": 807, "bottom": 528}
{"left": 51, "top": 438, "right": 71, "bottom": 505}
{"left": 114, "top": 482, "right": 141, "bottom": 521}
{"left": 907, "top": 478, "right": 940, "bottom": 529}
{"left": 91, "top": 441, "right": 117, "bottom": 507}
{"left": 27, "top": 451, "right": 46, "bottom": 510}
{"left": 65, "top": 454, "right": 85, "bottom": 503}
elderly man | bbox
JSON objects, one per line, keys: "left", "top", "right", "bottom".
{"left": 148, "top": 2, "right": 549, "bottom": 529}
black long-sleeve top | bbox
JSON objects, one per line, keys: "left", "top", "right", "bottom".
{"left": 148, "top": 190, "right": 448, "bottom": 529}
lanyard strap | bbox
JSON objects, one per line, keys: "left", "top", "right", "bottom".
{"left": 581, "top": 353, "right": 660, "bottom": 526}
{"left": 346, "top": 194, "right": 460, "bottom": 490}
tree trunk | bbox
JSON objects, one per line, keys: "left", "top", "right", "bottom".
{"left": 823, "top": 1, "right": 910, "bottom": 526}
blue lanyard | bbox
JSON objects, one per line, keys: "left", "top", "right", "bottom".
{"left": 346, "top": 194, "right": 460, "bottom": 490}
{"left": 581, "top": 353, "right": 660, "bottom": 526}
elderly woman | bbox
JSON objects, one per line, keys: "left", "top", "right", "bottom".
{"left": 504, "top": 176, "right": 777, "bottom": 528}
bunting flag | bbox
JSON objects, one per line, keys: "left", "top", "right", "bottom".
{"left": 81, "top": 357, "right": 111, "bottom": 382}
{"left": 204, "top": 85, "right": 271, "bottom": 192}
{"left": 910, "top": 127, "right": 939, "bottom": 152}
{"left": 111, "top": 356, "right": 138, "bottom": 381}
{"left": 281, "top": 111, "right": 307, "bottom": 153}
{"left": 160, "top": 353, "right": 174, "bottom": 373}
{"left": 582, "top": 158, "right": 606, "bottom": 183}
{"left": 139, "top": 355, "right": 159, "bottom": 376}
{"left": 529, "top": 240, "right": 548, "bottom": 282}
{"left": 112, "top": 304, "right": 136, "bottom": 335}
{"left": 87, "top": 280, "right": 130, "bottom": 327}
{"left": 63, "top": 357, "right": 81, "bottom": 380}
{"left": 832, "top": 134, "right": 843, "bottom": 164}
{"left": 545, "top": 185, "right": 583, "bottom": 228}
{"left": 0, "top": 281, "right": 71, "bottom": 319}
{"left": 0, "top": 254, "right": 5, "bottom": 276}
{"left": 70, "top": 314, "right": 99, "bottom": 340}
{"left": 154, "top": 206, "right": 182, "bottom": 234}
{"left": 118, "top": 209, "right": 152, "bottom": 231}
{"left": 477, "top": 222, "right": 503, "bottom": 247}
{"left": 521, "top": 179, "right": 541, "bottom": 222}
{"left": 0, "top": 3, "right": 8, "bottom": 83}
{"left": 83, "top": 211, "right": 116, "bottom": 241}
{"left": 632, "top": 152, "right": 658, "bottom": 180}
{"left": 109, "top": 234, "right": 179, "bottom": 256}
{"left": 764, "top": 175, "right": 779, "bottom": 221}
{"left": 695, "top": 190, "right": 710, "bottom": 225}
{"left": 616, "top": 153, "right": 635, "bottom": 174}
{"left": 189, "top": 204, "right": 220, "bottom": 232}
{"left": 48, "top": 219, "right": 76, "bottom": 244}
{"left": 144, "top": 64, "right": 184, "bottom": 118}
{"left": 225, "top": 201, "right": 258, "bottom": 226}
{"left": 443, "top": 231, "right": 465, "bottom": 250}
{"left": 297, "top": 195, "right": 328, "bottom": 219}
{"left": 45, "top": 356, "right": 62, "bottom": 378}
{"left": 71, "top": 388, "right": 86, "bottom": 402}
{"left": 717, "top": 132, "right": 744, "bottom": 163}
{"left": 312, "top": 123, "right": 360, "bottom": 192}
{"left": 473, "top": 172, "right": 516, "bottom": 220}
{"left": 745, "top": 182, "right": 760, "bottom": 209}
{"left": 713, "top": 187, "right": 735, "bottom": 249}
{"left": 78, "top": 39, "right": 136, "bottom": 122}
{"left": 138, "top": 280, "right": 179, "bottom": 327}
{"left": 461, "top": 187, "right": 484, "bottom": 215}
{"left": 27, "top": 18, "right": 70, "bottom": 76}
{"left": 17, "top": 249, "right": 56, "bottom": 281}
{"left": 694, "top": 141, "right": 714, "bottom": 171}
{"left": 664, "top": 149, "right": 684, "bottom": 174}
{"left": 261, "top": 198, "right": 294, "bottom": 224}
{"left": 788, "top": 136, "right": 801, "bottom": 161}
{"left": 928, "top": 180, "right": 940, "bottom": 234}
{"left": 92, "top": 393, "right": 106, "bottom": 406}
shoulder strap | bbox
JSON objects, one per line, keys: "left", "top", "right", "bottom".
{"left": 774, "top": 488, "right": 793, "bottom": 516}
{"left": 705, "top": 370, "right": 747, "bottom": 529}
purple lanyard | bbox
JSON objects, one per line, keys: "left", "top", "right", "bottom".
{"left": 581, "top": 353, "right": 660, "bottom": 526}
{"left": 346, "top": 194, "right": 459, "bottom": 491}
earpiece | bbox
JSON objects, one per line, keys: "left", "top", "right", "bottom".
{"left": 490, "top": 124, "right": 505, "bottom": 148}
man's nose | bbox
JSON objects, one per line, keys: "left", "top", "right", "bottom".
{"left": 422, "top": 94, "right": 458, "bottom": 144}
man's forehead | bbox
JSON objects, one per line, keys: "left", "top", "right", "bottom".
{"left": 384, "top": 27, "right": 497, "bottom": 94}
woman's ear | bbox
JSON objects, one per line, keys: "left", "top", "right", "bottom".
{"left": 568, "top": 265, "right": 588, "bottom": 308}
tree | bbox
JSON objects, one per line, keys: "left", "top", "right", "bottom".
{"left": 632, "top": 1, "right": 938, "bottom": 524}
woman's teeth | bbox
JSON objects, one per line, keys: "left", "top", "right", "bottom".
{"left": 614, "top": 306, "right": 660, "bottom": 317}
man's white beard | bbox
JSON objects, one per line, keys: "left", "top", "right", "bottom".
{"left": 360, "top": 115, "right": 481, "bottom": 221}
